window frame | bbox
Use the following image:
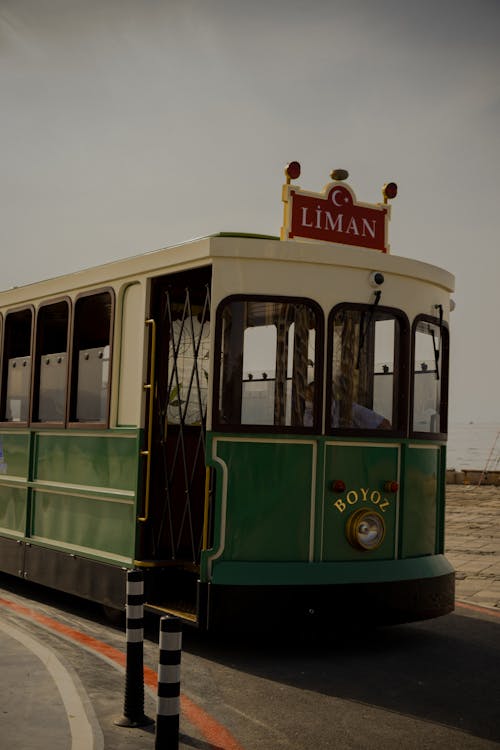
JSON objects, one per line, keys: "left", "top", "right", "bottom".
{"left": 410, "top": 313, "right": 449, "bottom": 440}
{"left": 31, "top": 296, "right": 71, "bottom": 427}
{"left": 0, "top": 305, "right": 35, "bottom": 427}
{"left": 212, "top": 294, "right": 324, "bottom": 433}
{"left": 326, "top": 302, "right": 410, "bottom": 437}
{"left": 67, "top": 287, "right": 115, "bottom": 430}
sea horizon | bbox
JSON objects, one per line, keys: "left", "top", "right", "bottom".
{"left": 447, "top": 421, "right": 500, "bottom": 471}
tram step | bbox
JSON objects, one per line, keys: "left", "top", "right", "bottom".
{"left": 145, "top": 601, "right": 198, "bottom": 624}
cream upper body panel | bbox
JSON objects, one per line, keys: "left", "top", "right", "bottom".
{"left": 210, "top": 236, "right": 454, "bottom": 293}
{"left": 0, "top": 234, "right": 454, "bottom": 310}
{"left": 208, "top": 236, "right": 455, "bottom": 323}
{"left": 0, "top": 236, "right": 454, "bottom": 307}
{"left": 0, "top": 236, "right": 214, "bottom": 307}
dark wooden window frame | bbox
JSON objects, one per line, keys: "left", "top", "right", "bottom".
{"left": 212, "top": 294, "right": 324, "bottom": 434}
{"left": 67, "top": 287, "right": 115, "bottom": 430}
{"left": 0, "top": 305, "right": 35, "bottom": 427}
{"left": 326, "top": 302, "right": 410, "bottom": 438}
{"left": 30, "top": 297, "right": 71, "bottom": 427}
{"left": 409, "top": 313, "right": 450, "bottom": 440}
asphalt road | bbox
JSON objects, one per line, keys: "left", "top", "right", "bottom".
{"left": 1, "top": 573, "right": 498, "bottom": 750}
{"left": 178, "top": 608, "right": 500, "bottom": 749}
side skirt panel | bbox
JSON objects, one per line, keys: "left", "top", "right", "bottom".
{"left": 21, "top": 542, "right": 128, "bottom": 609}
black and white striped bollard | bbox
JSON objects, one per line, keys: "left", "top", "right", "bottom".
{"left": 115, "top": 569, "right": 153, "bottom": 727}
{"left": 155, "top": 615, "right": 182, "bottom": 749}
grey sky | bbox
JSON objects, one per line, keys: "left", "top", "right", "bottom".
{"left": 1, "top": 0, "right": 499, "bottom": 422}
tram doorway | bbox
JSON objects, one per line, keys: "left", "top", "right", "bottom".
{"left": 138, "top": 266, "right": 212, "bottom": 618}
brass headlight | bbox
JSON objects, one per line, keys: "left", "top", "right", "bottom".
{"left": 346, "top": 509, "right": 386, "bottom": 551}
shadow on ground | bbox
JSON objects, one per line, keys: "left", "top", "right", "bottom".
{"left": 182, "top": 611, "right": 500, "bottom": 743}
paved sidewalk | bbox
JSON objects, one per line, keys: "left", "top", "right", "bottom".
{"left": 0, "top": 622, "right": 75, "bottom": 750}
{"left": 445, "top": 484, "right": 500, "bottom": 610}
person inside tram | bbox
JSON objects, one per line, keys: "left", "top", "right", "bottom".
{"left": 303, "top": 380, "right": 391, "bottom": 430}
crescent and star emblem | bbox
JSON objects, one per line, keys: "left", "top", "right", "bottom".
{"left": 332, "top": 189, "right": 347, "bottom": 206}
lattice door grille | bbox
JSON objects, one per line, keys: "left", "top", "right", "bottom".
{"left": 149, "top": 281, "right": 211, "bottom": 564}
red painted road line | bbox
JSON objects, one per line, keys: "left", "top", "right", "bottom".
{"left": 0, "top": 596, "right": 245, "bottom": 750}
{"left": 455, "top": 600, "right": 500, "bottom": 619}
{"left": 0, "top": 596, "right": 127, "bottom": 664}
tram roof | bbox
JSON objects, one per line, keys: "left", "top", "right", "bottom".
{"left": 0, "top": 232, "right": 454, "bottom": 304}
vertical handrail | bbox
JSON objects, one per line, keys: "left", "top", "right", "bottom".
{"left": 138, "top": 318, "right": 156, "bottom": 522}
{"left": 202, "top": 466, "right": 211, "bottom": 550}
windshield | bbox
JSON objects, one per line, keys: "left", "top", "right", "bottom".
{"left": 412, "top": 317, "right": 448, "bottom": 434}
{"left": 215, "top": 297, "right": 321, "bottom": 430}
{"left": 328, "top": 305, "right": 407, "bottom": 433}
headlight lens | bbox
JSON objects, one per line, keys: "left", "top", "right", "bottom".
{"left": 346, "top": 509, "right": 386, "bottom": 551}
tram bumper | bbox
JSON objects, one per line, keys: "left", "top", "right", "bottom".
{"left": 205, "top": 556, "right": 455, "bottom": 631}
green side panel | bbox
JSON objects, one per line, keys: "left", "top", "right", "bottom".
{"left": 31, "top": 490, "right": 135, "bottom": 559}
{"left": 213, "top": 439, "right": 314, "bottom": 562}
{"left": 0, "top": 432, "right": 30, "bottom": 477}
{"left": 401, "top": 445, "right": 440, "bottom": 558}
{"left": 322, "top": 443, "right": 400, "bottom": 561}
{"left": 34, "top": 432, "right": 139, "bottom": 492}
{"left": 0, "top": 485, "right": 27, "bottom": 535}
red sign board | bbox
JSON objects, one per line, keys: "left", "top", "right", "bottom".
{"left": 281, "top": 174, "right": 392, "bottom": 253}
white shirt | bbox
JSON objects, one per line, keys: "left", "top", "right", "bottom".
{"left": 303, "top": 400, "right": 386, "bottom": 429}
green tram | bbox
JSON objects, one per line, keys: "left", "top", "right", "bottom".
{"left": 0, "top": 227, "right": 455, "bottom": 629}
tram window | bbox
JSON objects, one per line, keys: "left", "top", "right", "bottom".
{"left": 1, "top": 308, "right": 33, "bottom": 423}
{"left": 215, "top": 297, "right": 321, "bottom": 430}
{"left": 241, "top": 325, "right": 277, "bottom": 425}
{"left": 33, "top": 300, "right": 70, "bottom": 423}
{"left": 412, "top": 317, "right": 448, "bottom": 434}
{"left": 69, "top": 291, "right": 113, "bottom": 424}
{"left": 328, "top": 306, "right": 405, "bottom": 432}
